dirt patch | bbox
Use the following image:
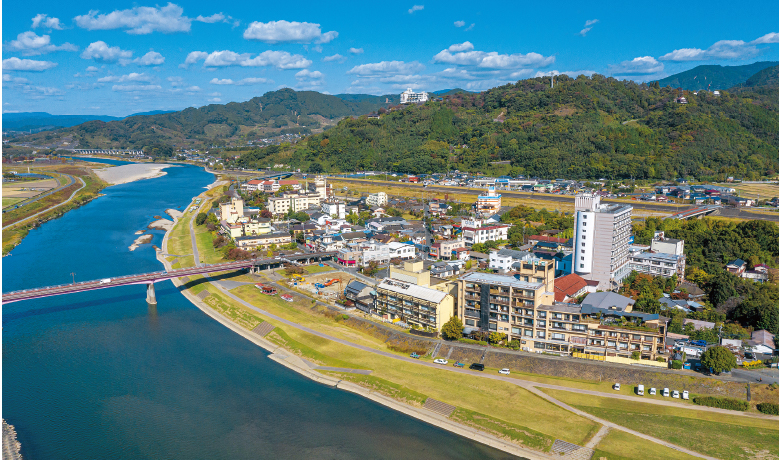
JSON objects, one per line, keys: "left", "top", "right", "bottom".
{"left": 554, "top": 107, "right": 575, "bottom": 116}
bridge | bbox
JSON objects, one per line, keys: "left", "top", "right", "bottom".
{"left": 2, "top": 251, "right": 336, "bottom": 305}
{"left": 667, "top": 205, "right": 721, "bottom": 220}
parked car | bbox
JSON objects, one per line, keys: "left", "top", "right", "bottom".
{"left": 672, "top": 390, "right": 680, "bottom": 399}
{"left": 469, "top": 363, "right": 485, "bottom": 371}
{"left": 649, "top": 387, "right": 657, "bottom": 396}
{"left": 682, "top": 390, "right": 689, "bottom": 400}
{"left": 433, "top": 358, "right": 448, "bottom": 365}
{"left": 453, "top": 361, "right": 464, "bottom": 368}
{"left": 410, "top": 353, "right": 420, "bottom": 359}
{"left": 663, "top": 388, "right": 670, "bottom": 397}
{"left": 637, "top": 385, "right": 645, "bottom": 396}
{"left": 499, "top": 368, "right": 510, "bottom": 375}
{"left": 613, "top": 383, "right": 621, "bottom": 391}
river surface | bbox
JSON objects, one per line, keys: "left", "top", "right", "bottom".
{"left": 2, "top": 160, "right": 514, "bottom": 459}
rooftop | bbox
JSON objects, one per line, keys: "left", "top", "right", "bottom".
{"left": 377, "top": 278, "right": 448, "bottom": 304}
{"left": 460, "top": 272, "right": 543, "bottom": 290}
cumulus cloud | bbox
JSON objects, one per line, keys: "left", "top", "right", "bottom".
{"left": 608, "top": 56, "right": 664, "bottom": 75}
{"left": 348, "top": 47, "right": 364, "bottom": 54}
{"left": 31, "top": 14, "right": 64, "bottom": 30}
{"left": 135, "top": 51, "right": 165, "bottom": 66}
{"left": 2, "top": 57, "right": 58, "bottom": 71}
{"left": 454, "top": 20, "right": 465, "bottom": 27}
{"left": 23, "top": 84, "right": 65, "bottom": 98}
{"left": 295, "top": 69, "right": 323, "bottom": 80}
{"left": 660, "top": 39, "right": 759, "bottom": 61}
{"left": 579, "top": 19, "right": 599, "bottom": 36}
{"left": 111, "top": 84, "right": 162, "bottom": 91}
{"left": 323, "top": 54, "right": 346, "bottom": 63}
{"left": 86, "top": 66, "right": 99, "bottom": 72}
{"left": 2, "top": 74, "right": 30, "bottom": 85}
{"left": 433, "top": 43, "right": 554, "bottom": 69}
{"left": 74, "top": 3, "right": 228, "bottom": 34}
{"left": 752, "top": 32, "right": 779, "bottom": 44}
{"left": 243, "top": 20, "right": 338, "bottom": 44}
{"left": 408, "top": 5, "right": 424, "bottom": 14}
{"left": 168, "top": 76, "right": 185, "bottom": 86}
{"left": 98, "top": 72, "right": 154, "bottom": 83}
{"left": 209, "top": 77, "right": 271, "bottom": 85}
{"left": 80, "top": 41, "right": 133, "bottom": 62}
{"left": 348, "top": 60, "right": 425, "bottom": 76}
{"left": 6, "top": 31, "right": 78, "bottom": 56}
{"left": 182, "top": 50, "right": 311, "bottom": 70}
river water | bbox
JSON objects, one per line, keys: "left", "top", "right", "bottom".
{"left": 2, "top": 160, "right": 514, "bottom": 459}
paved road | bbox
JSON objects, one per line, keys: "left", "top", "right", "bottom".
{"left": 205, "top": 276, "right": 776, "bottom": 458}
{"left": 2, "top": 176, "right": 86, "bottom": 231}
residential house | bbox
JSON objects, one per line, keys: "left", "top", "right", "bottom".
{"left": 387, "top": 242, "right": 415, "bottom": 260}
{"left": 344, "top": 280, "right": 375, "bottom": 314}
{"left": 461, "top": 224, "right": 510, "bottom": 246}
{"left": 552, "top": 273, "right": 591, "bottom": 303}
{"left": 430, "top": 239, "right": 465, "bottom": 260}
{"left": 726, "top": 259, "right": 747, "bottom": 275}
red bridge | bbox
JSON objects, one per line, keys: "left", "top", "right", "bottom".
{"left": 2, "top": 252, "right": 336, "bottom": 305}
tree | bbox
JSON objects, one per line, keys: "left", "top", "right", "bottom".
{"left": 489, "top": 332, "right": 506, "bottom": 344}
{"left": 260, "top": 209, "right": 272, "bottom": 219}
{"left": 195, "top": 212, "right": 208, "bottom": 225}
{"left": 441, "top": 316, "right": 464, "bottom": 340}
{"left": 700, "top": 346, "right": 737, "bottom": 374}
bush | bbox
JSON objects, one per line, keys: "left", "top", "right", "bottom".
{"left": 195, "top": 212, "right": 208, "bottom": 225}
{"left": 631, "top": 351, "right": 641, "bottom": 360}
{"left": 671, "top": 360, "right": 683, "bottom": 369}
{"left": 656, "top": 357, "right": 666, "bottom": 363}
{"left": 458, "top": 337, "right": 488, "bottom": 346}
{"left": 757, "top": 402, "right": 779, "bottom": 415}
{"left": 692, "top": 396, "right": 748, "bottom": 411}
{"left": 441, "top": 316, "right": 464, "bottom": 341}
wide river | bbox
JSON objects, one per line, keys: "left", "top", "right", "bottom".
{"left": 2, "top": 160, "right": 514, "bottom": 459}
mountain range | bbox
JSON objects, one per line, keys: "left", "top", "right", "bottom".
{"left": 656, "top": 61, "right": 779, "bottom": 91}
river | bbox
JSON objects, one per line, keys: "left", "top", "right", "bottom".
{"left": 2, "top": 160, "right": 514, "bottom": 459}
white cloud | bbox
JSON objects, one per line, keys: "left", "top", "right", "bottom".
{"left": 209, "top": 77, "right": 271, "bottom": 85}
{"left": 243, "top": 20, "right": 338, "bottom": 44}
{"left": 208, "top": 98, "right": 222, "bottom": 102}
{"left": 584, "top": 19, "right": 599, "bottom": 27}
{"left": 408, "top": 5, "right": 424, "bottom": 14}
{"left": 186, "top": 86, "right": 201, "bottom": 91}
{"left": 2, "top": 57, "right": 58, "bottom": 71}
{"left": 112, "top": 84, "right": 162, "bottom": 91}
{"left": 80, "top": 41, "right": 133, "bottom": 62}
{"left": 752, "top": 32, "right": 779, "bottom": 44}
{"left": 295, "top": 69, "right": 323, "bottom": 80}
{"left": 209, "top": 92, "right": 221, "bottom": 97}
{"left": 433, "top": 44, "right": 554, "bottom": 69}
{"left": 31, "top": 14, "right": 64, "bottom": 30}
{"left": 348, "top": 60, "right": 425, "bottom": 76}
{"left": 182, "top": 51, "right": 208, "bottom": 67}
{"left": 348, "top": 47, "right": 364, "bottom": 54}
{"left": 135, "top": 51, "right": 165, "bottom": 66}
{"left": 6, "top": 31, "right": 78, "bottom": 55}
{"left": 2, "top": 74, "right": 29, "bottom": 85}
{"left": 323, "top": 53, "right": 346, "bottom": 63}
{"left": 454, "top": 20, "right": 465, "bottom": 27}
{"left": 73, "top": 3, "right": 223, "bottom": 34}
{"left": 660, "top": 39, "right": 758, "bottom": 61}
{"left": 465, "top": 23, "right": 475, "bottom": 31}
{"left": 98, "top": 72, "right": 154, "bottom": 83}
{"left": 86, "top": 66, "right": 99, "bottom": 73}
{"left": 241, "top": 50, "right": 312, "bottom": 69}
{"left": 22, "top": 84, "right": 65, "bottom": 97}
{"left": 608, "top": 56, "right": 664, "bottom": 75}
{"left": 579, "top": 27, "right": 593, "bottom": 36}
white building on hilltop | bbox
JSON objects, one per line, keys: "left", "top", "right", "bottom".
{"left": 572, "top": 193, "right": 633, "bottom": 290}
{"left": 400, "top": 88, "right": 429, "bottom": 104}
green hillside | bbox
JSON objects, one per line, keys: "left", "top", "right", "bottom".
{"left": 16, "top": 89, "right": 395, "bottom": 150}
{"left": 656, "top": 61, "right": 779, "bottom": 91}
{"left": 244, "top": 74, "right": 779, "bottom": 181}
{"left": 742, "top": 65, "right": 779, "bottom": 88}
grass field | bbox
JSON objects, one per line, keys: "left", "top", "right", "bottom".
{"left": 592, "top": 429, "right": 697, "bottom": 460}
{"left": 543, "top": 388, "right": 779, "bottom": 459}
{"left": 2, "top": 197, "right": 24, "bottom": 208}
{"left": 733, "top": 183, "right": 779, "bottom": 200}
{"left": 303, "top": 264, "right": 333, "bottom": 274}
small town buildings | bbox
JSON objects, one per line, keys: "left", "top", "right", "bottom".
{"left": 650, "top": 232, "right": 684, "bottom": 255}
{"left": 488, "top": 249, "right": 533, "bottom": 272}
{"left": 387, "top": 242, "right": 416, "bottom": 260}
{"left": 366, "top": 191, "right": 388, "bottom": 207}
{"left": 234, "top": 231, "right": 292, "bottom": 249}
{"left": 344, "top": 280, "right": 375, "bottom": 314}
{"left": 726, "top": 259, "right": 747, "bottom": 275}
{"left": 321, "top": 199, "right": 346, "bottom": 219}
{"left": 683, "top": 318, "right": 715, "bottom": 331}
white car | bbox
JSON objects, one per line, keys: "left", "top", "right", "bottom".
{"left": 672, "top": 390, "right": 680, "bottom": 399}
{"left": 663, "top": 388, "right": 670, "bottom": 397}
{"left": 433, "top": 359, "right": 448, "bottom": 365}
{"left": 682, "top": 390, "right": 689, "bottom": 400}
{"left": 613, "top": 383, "right": 621, "bottom": 391}
{"left": 649, "top": 387, "right": 657, "bottom": 396}
{"left": 499, "top": 368, "right": 510, "bottom": 375}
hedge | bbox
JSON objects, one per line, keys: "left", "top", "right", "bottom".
{"left": 757, "top": 402, "right": 779, "bottom": 415}
{"left": 692, "top": 396, "right": 748, "bottom": 411}
{"left": 671, "top": 360, "right": 683, "bottom": 369}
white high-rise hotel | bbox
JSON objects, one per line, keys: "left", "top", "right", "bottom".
{"left": 572, "top": 193, "right": 633, "bottom": 290}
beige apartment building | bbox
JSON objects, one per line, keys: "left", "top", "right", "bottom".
{"left": 375, "top": 278, "right": 455, "bottom": 331}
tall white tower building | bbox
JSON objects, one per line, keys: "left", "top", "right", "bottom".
{"left": 572, "top": 193, "right": 633, "bottom": 290}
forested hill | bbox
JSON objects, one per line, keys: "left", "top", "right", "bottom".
{"left": 741, "top": 65, "right": 779, "bottom": 88}
{"left": 274, "top": 74, "right": 779, "bottom": 180}
{"left": 656, "top": 61, "right": 779, "bottom": 91}
{"left": 17, "top": 89, "right": 396, "bottom": 149}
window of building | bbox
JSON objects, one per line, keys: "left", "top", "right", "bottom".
{"left": 580, "top": 264, "right": 584, "bottom": 268}
{"left": 581, "top": 243, "right": 585, "bottom": 247}
{"left": 489, "top": 323, "right": 497, "bottom": 331}
{"left": 607, "top": 340, "right": 616, "bottom": 347}
{"left": 536, "top": 330, "right": 546, "bottom": 338}
{"left": 524, "top": 329, "right": 533, "bottom": 337}
{"left": 552, "top": 333, "right": 565, "bottom": 340}
{"left": 537, "top": 320, "right": 546, "bottom": 327}
{"left": 537, "top": 311, "right": 546, "bottom": 319}
{"left": 465, "top": 319, "right": 475, "bottom": 326}
{"left": 581, "top": 256, "right": 584, "bottom": 261}
{"left": 512, "top": 327, "right": 521, "bottom": 335}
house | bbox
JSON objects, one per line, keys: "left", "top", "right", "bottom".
{"left": 461, "top": 224, "right": 510, "bottom": 246}
{"left": 488, "top": 249, "right": 532, "bottom": 272}
{"left": 726, "top": 196, "right": 754, "bottom": 207}
{"left": 552, "top": 273, "right": 590, "bottom": 303}
{"left": 742, "top": 264, "right": 770, "bottom": 283}
{"left": 365, "top": 216, "right": 406, "bottom": 233}
{"left": 430, "top": 239, "right": 466, "bottom": 260}
{"left": 683, "top": 318, "right": 715, "bottom": 331}
{"left": 387, "top": 242, "right": 416, "bottom": 260}
{"left": 430, "top": 262, "right": 461, "bottom": 278}
{"left": 580, "top": 292, "right": 635, "bottom": 311}
{"left": 749, "top": 330, "right": 776, "bottom": 354}
{"left": 452, "top": 247, "right": 470, "bottom": 261}
{"left": 278, "top": 179, "right": 301, "bottom": 191}
{"left": 344, "top": 280, "right": 376, "bottom": 314}
{"left": 241, "top": 179, "right": 264, "bottom": 192}
{"left": 659, "top": 296, "right": 704, "bottom": 313}
{"left": 726, "top": 259, "right": 747, "bottom": 275}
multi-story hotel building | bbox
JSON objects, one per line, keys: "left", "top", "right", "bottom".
{"left": 375, "top": 278, "right": 454, "bottom": 331}
{"left": 475, "top": 187, "right": 502, "bottom": 214}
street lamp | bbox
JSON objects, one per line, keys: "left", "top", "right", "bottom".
{"left": 70, "top": 272, "right": 76, "bottom": 284}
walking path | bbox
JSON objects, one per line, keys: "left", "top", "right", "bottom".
{"left": 3, "top": 176, "right": 86, "bottom": 231}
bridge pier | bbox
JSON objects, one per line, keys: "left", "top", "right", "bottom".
{"left": 146, "top": 282, "right": 157, "bottom": 304}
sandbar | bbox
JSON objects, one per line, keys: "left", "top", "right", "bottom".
{"left": 95, "top": 163, "right": 175, "bottom": 185}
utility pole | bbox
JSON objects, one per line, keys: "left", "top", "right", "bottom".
{"left": 70, "top": 272, "right": 76, "bottom": 284}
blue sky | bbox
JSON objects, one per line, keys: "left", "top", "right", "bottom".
{"left": 3, "top": 0, "right": 779, "bottom": 116}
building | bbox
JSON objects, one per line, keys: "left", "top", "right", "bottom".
{"left": 553, "top": 273, "right": 591, "bottom": 303}
{"left": 219, "top": 196, "right": 245, "bottom": 224}
{"left": 241, "top": 179, "right": 263, "bottom": 192}
{"left": 387, "top": 242, "right": 415, "bottom": 260}
{"left": 488, "top": 249, "right": 533, "bottom": 272}
{"left": 267, "top": 193, "right": 322, "bottom": 215}
{"left": 572, "top": 193, "right": 633, "bottom": 290}
{"left": 650, "top": 232, "right": 684, "bottom": 255}
{"left": 461, "top": 224, "right": 510, "bottom": 247}
{"left": 279, "top": 179, "right": 301, "bottom": 191}
{"left": 344, "top": 280, "right": 375, "bottom": 314}
{"left": 321, "top": 199, "right": 346, "bottom": 220}
{"left": 430, "top": 239, "right": 465, "bottom": 260}
{"left": 400, "top": 88, "right": 429, "bottom": 104}
{"left": 726, "top": 259, "right": 747, "bottom": 275}
{"left": 375, "top": 278, "right": 454, "bottom": 331}
{"left": 234, "top": 231, "right": 292, "bottom": 249}
{"left": 261, "top": 180, "right": 280, "bottom": 193}
{"left": 366, "top": 191, "right": 388, "bottom": 207}
{"left": 629, "top": 252, "right": 686, "bottom": 279}
{"left": 308, "top": 175, "right": 328, "bottom": 200}
{"left": 475, "top": 187, "right": 502, "bottom": 214}
{"left": 365, "top": 216, "right": 406, "bottom": 232}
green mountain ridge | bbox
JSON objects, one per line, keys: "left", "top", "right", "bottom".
{"left": 656, "top": 61, "right": 779, "bottom": 91}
